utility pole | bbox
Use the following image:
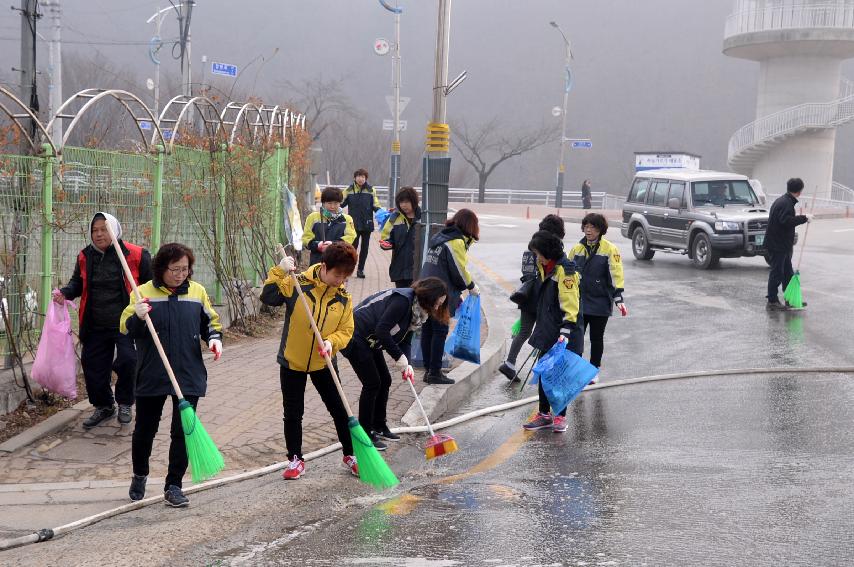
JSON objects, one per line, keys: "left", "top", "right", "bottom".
{"left": 380, "top": 0, "right": 403, "bottom": 208}
{"left": 419, "top": 0, "right": 453, "bottom": 269}
{"left": 43, "top": 0, "right": 62, "bottom": 145}
{"left": 550, "top": 21, "right": 572, "bottom": 209}
{"left": 18, "top": 0, "right": 39, "bottom": 142}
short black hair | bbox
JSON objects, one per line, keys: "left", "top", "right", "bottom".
{"left": 581, "top": 213, "right": 608, "bottom": 236}
{"left": 321, "top": 186, "right": 344, "bottom": 203}
{"left": 538, "top": 214, "right": 565, "bottom": 239}
{"left": 787, "top": 178, "right": 804, "bottom": 194}
{"left": 528, "top": 230, "right": 564, "bottom": 261}
{"left": 396, "top": 186, "right": 419, "bottom": 210}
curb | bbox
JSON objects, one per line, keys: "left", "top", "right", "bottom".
{"left": 0, "top": 400, "right": 90, "bottom": 454}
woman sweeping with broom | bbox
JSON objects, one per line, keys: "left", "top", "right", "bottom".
{"left": 120, "top": 242, "right": 223, "bottom": 507}
{"left": 342, "top": 277, "right": 450, "bottom": 451}
{"left": 260, "top": 242, "right": 360, "bottom": 480}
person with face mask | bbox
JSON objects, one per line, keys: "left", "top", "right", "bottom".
{"left": 120, "top": 242, "right": 223, "bottom": 507}
{"left": 54, "top": 212, "right": 153, "bottom": 428}
{"left": 341, "top": 277, "right": 449, "bottom": 451}
{"left": 260, "top": 242, "right": 359, "bottom": 481}
{"left": 303, "top": 186, "right": 356, "bottom": 266}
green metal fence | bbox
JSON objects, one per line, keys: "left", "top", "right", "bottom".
{"left": 0, "top": 143, "right": 292, "bottom": 368}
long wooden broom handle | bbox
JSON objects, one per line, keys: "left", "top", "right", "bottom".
{"left": 107, "top": 223, "right": 185, "bottom": 400}
{"left": 276, "top": 244, "right": 354, "bottom": 418}
{"left": 795, "top": 188, "right": 819, "bottom": 271}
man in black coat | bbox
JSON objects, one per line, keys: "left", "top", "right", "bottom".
{"left": 764, "top": 178, "right": 812, "bottom": 311}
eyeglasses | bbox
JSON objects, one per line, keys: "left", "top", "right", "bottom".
{"left": 167, "top": 266, "right": 190, "bottom": 275}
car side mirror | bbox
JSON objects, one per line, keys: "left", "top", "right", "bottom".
{"left": 668, "top": 197, "right": 682, "bottom": 210}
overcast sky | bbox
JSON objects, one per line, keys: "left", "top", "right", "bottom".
{"left": 3, "top": 1, "right": 854, "bottom": 194}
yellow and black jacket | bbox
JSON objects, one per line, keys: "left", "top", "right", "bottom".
{"left": 528, "top": 256, "right": 583, "bottom": 353}
{"left": 260, "top": 264, "right": 354, "bottom": 372}
{"left": 379, "top": 207, "right": 421, "bottom": 283}
{"left": 568, "top": 237, "right": 625, "bottom": 317}
{"left": 120, "top": 278, "right": 222, "bottom": 397}
{"left": 420, "top": 226, "right": 475, "bottom": 316}
{"left": 342, "top": 183, "right": 381, "bottom": 232}
{"left": 302, "top": 211, "right": 356, "bottom": 265}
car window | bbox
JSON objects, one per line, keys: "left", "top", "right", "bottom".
{"left": 628, "top": 178, "right": 650, "bottom": 203}
{"left": 692, "top": 180, "right": 758, "bottom": 207}
{"left": 668, "top": 183, "right": 686, "bottom": 207}
{"left": 651, "top": 180, "right": 670, "bottom": 206}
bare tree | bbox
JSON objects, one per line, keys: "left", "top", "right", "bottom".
{"left": 451, "top": 117, "right": 559, "bottom": 203}
{"left": 281, "top": 76, "right": 358, "bottom": 142}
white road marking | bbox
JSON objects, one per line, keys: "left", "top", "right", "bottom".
{"left": 833, "top": 228, "right": 854, "bottom": 233}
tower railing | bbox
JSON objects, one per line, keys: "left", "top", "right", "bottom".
{"left": 725, "top": 2, "right": 854, "bottom": 39}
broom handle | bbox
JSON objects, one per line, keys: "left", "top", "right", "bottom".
{"left": 276, "top": 244, "right": 354, "bottom": 418}
{"left": 107, "top": 223, "right": 185, "bottom": 400}
{"left": 795, "top": 189, "right": 819, "bottom": 271}
{"left": 405, "top": 377, "right": 436, "bottom": 437}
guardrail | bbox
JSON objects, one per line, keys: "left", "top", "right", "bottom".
{"left": 725, "top": 1, "right": 854, "bottom": 39}
{"left": 832, "top": 181, "right": 854, "bottom": 202}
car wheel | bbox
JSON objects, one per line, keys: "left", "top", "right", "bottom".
{"left": 692, "top": 233, "right": 720, "bottom": 269}
{"left": 631, "top": 227, "right": 655, "bottom": 260}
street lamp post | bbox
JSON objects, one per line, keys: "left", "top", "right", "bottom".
{"left": 550, "top": 20, "right": 572, "bottom": 209}
{"left": 380, "top": 0, "right": 403, "bottom": 208}
{"left": 147, "top": 4, "right": 184, "bottom": 119}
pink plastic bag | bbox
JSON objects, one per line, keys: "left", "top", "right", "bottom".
{"left": 31, "top": 296, "right": 78, "bottom": 399}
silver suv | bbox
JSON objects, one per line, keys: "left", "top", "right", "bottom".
{"left": 620, "top": 170, "right": 771, "bottom": 269}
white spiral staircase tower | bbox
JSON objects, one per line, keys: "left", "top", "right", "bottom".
{"left": 724, "top": 0, "right": 854, "bottom": 200}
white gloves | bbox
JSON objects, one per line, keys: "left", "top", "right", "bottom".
{"left": 805, "top": 213, "right": 815, "bottom": 223}
{"left": 394, "top": 354, "right": 409, "bottom": 372}
{"left": 616, "top": 302, "right": 628, "bottom": 317}
{"left": 278, "top": 254, "right": 295, "bottom": 273}
{"left": 134, "top": 298, "right": 151, "bottom": 320}
{"left": 209, "top": 339, "right": 223, "bottom": 361}
{"left": 470, "top": 283, "right": 481, "bottom": 297}
{"left": 317, "top": 339, "right": 333, "bottom": 357}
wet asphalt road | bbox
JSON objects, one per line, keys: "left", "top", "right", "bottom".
{"left": 213, "top": 216, "right": 854, "bottom": 565}
{"left": 5, "top": 216, "right": 852, "bottom": 566}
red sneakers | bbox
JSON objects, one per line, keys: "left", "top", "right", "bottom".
{"left": 282, "top": 456, "right": 305, "bottom": 480}
{"left": 552, "top": 415, "right": 568, "bottom": 433}
{"left": 343, "top": 455, "right": 359, "bottom": 477}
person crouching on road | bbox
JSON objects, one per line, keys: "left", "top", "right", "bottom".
{"left": 303, "top": 186, "right": 357, "bottom": 266}
{"left": 568, "top": 213, "right": 627, "bottom": 381}
{"left": 121, "top": 242, "right": 223, "bottom": 507}
{"left": 342, "top": 277, "right": 449, "bottom": 451}
{"left": 523, "top": 230, "right": 583, "bottom": 434}
{"left": 765, "top": 177, "right": 812, "bottom": 311}
{"left": 260, "top": 242, "right": 359, "bottom": 480}
{"left": 342, "top": 168, "right": 381, "bottom": 279}
{"left": 54, "top": 212, "right": 153, "bottom": 428}
{"left": 499, "top": 214, "right": 565, "bottom": 381}
{"left": 419, "top": 208, "right": 481, "bottom": 385}
{"left": 379, "top": 186, "right": 421, "bottom": 288}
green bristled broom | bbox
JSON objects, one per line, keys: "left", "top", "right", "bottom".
{"left": 108, "top": 224, "right": 225, "bottom": 483}
{"left": 783, "top": 190, "right": 817, "bottom": 309}
{"left": 511, "top": 318, "right": 521, "bottom": 338}
{"left": 277, "top": 244, "right": 399, "bottom": 490}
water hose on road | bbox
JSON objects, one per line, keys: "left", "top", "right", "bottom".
{"left": 2, "top": 364, "right": 853, "bottom": 552}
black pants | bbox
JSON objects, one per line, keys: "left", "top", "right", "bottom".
{"left": 352, "top": 230, "right": 371, "bottom": 271}
{"left": 280, "top": 366, "right": 353, "bottom": 460}
{"left": 767, "top": 248, "right": 794, "bottom": 302}
{"left": 343, "top": 341, "right": 392, "bottom": 434}
{"left": 81, "top": 328, "right": 136, "bottom": 408}
{"left": 420, "top": 317, "right": 449, "bottom": 373}
{"left": 506, "top": 310, "right": 536, "bottom": 365}
{"left": 394, "top": 279, "right": 413, "bottom": 289}
{"left": 132, "top": 394, "right": 199, "bottom": 489}
{"left": 538, "top": 327, "right": 584, "bottom": 417}
{"left": 583, "top": 314, "right": 609, "bottom": 368}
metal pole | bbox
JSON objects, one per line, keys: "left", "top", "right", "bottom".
{"left": 151, "top": 145, "right": 165, "bottom": 251}
{"left": 215, "top": 145, "right": 226, "bottom": 304}
{"left": 551, "top": 21, "right": 571, "bottom": 209}
{"left": 44, "top": 0, "right": 62, "bottom": 146}
{"left": 421, "top": 0, "right": 453, "bottom": 267}
{"left": 388, "top": 5, "right": 402, "bottom": 208}
{"left": 19, "top": 0, "right": 38, "bottom": 141}
{"left": 40, "top": 144, "right": 54, "bottom": 321}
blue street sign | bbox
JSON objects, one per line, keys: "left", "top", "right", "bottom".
{"left": 139, "top": 121, "right": 153, "bottom": 131}
{"left": 162, "top": 128, "right": 176, "bottom": 141}
{"left": 571, "top": 140, "right": 592, "bottom": 149}
{"left": 211, "top": 62, "right": 238, "bottom": 77}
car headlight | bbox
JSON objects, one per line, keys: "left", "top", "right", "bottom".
{"left": 714, "top": 221, "right": 740, "bottom": 232}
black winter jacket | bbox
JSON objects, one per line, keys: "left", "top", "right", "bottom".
{"left": 380, "top": 208, "right": 421, "bottom": 282}
{"left": 420, "top": 226, "right": 475, "bottom": 316}
{"left": 765, "top": 193, "right": 808, "bottom": 253}
{"left": 344, "top": 288, "right": 415, "bottom": 361}
{"left": 342, "top": 183, "right": 380, "bottom": 232}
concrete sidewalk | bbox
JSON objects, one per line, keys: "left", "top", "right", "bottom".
{"left": 0, "top": 233, "right": 506, "bottom": 539}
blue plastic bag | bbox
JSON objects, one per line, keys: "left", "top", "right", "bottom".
{"left": 444, "top": 295, "right": 481, "bottom": 364}
{"left": 530, "top": 340, "right": 599, "bottom": 415}
{"left": 374, "top": 208, "right": 392, "bottom": 231}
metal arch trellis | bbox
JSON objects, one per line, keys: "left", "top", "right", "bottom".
{"left": 0, "top": 86, "right": 57, "bottom": 155}
{"left": 261, "top": 105, "right": 289, "bottom": 146}
{"left": 220, "top": 101, "right": 269, "bottom": 147}
{"left": 157, "top": 95, "right": 230, "bottom": 152}
{"left": 45, "top": 89, "right": 167, "bottom": 154}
